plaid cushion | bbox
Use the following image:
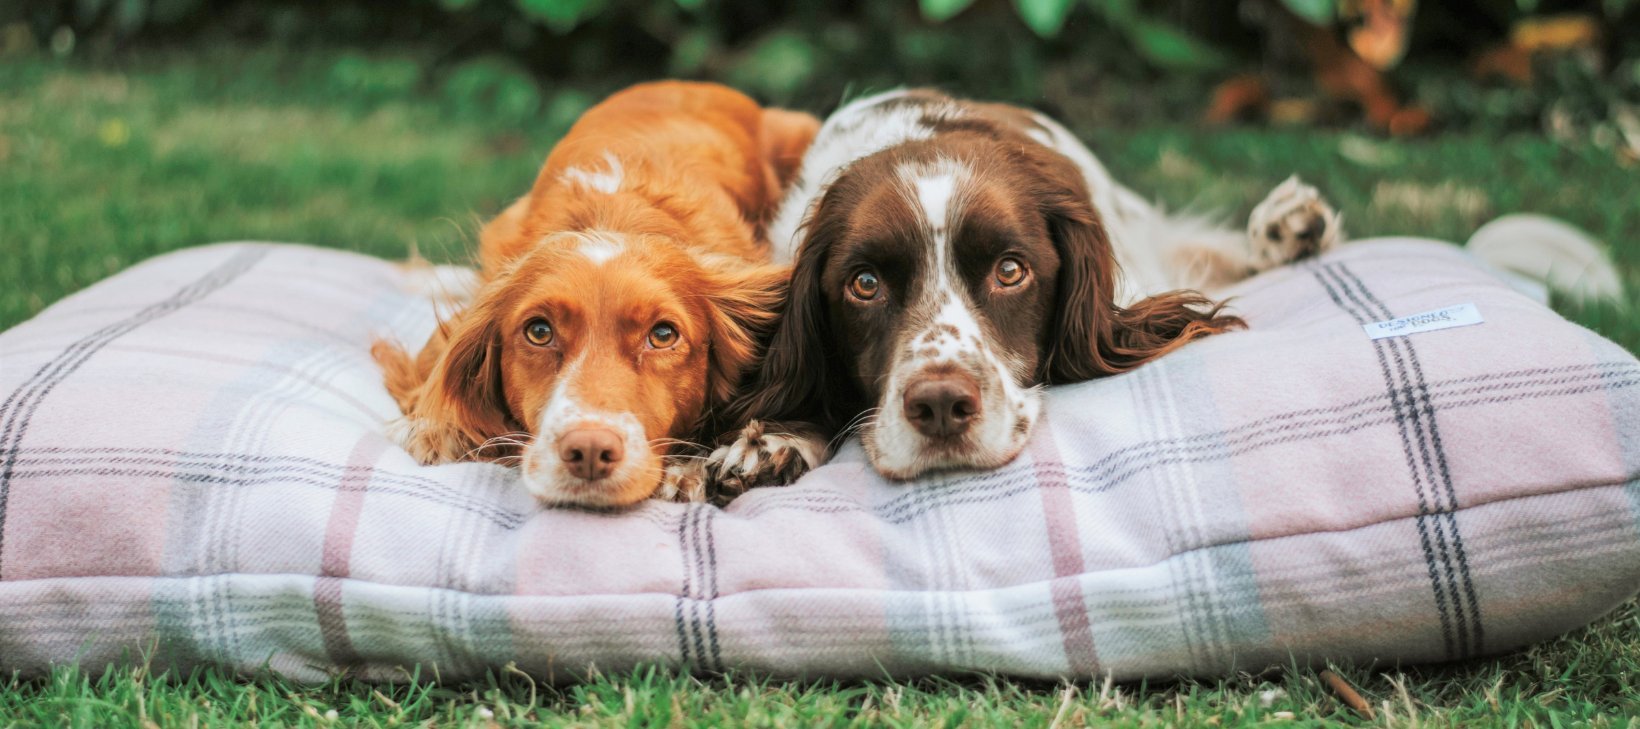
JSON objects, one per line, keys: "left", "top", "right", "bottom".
{"left": 1, "top": 239, "right": 1636, "bottom": 681}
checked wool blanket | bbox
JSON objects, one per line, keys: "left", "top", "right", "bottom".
{"left": 0, "top": 239, "right": 1637, "bottom": 682}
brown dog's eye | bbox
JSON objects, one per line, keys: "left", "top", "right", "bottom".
{"left": 848, "top": 270, "right": 882, "bottom": 301}
{"left": 647, "top": 322, "right": 679, "bottom": 349}
{"left": 523, "top": 318, "right": 554, "bottom": 346}
{"left": 995, "top": 257, "right": 1027, "bottom": 287}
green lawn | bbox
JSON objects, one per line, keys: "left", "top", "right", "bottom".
{"left": 1, "top": 47, "right": 1637, "bottom": 727}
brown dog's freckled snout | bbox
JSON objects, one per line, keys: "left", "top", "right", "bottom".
{"left": 903, "top": 374, "right": 981, "bottom": 438}
{"left": 558, "top": 428, "right": 625, "bottom": 481}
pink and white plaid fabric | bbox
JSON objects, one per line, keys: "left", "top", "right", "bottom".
{"left": 1, "top": 239, "right": 1636, "bottom": 682}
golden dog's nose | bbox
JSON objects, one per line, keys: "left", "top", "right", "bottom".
{"left": 558, "top": 428, "right": 625, "bottom": 480}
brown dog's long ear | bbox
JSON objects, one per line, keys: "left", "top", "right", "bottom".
{"left": 720, "top": 221, "right": 846, "bottom": 433}
{"left": 390, "top": 281, "right": 517, "bottom": 463}
{"left": 1040, "top": 183, "right": 1244, "bottom": 384}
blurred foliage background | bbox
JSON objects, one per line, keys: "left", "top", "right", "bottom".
{"left": 5, "top": 0, "right": 1640, "bottom": 150}
{"left": 3, "top": 0, "right": 1638, "bottom": 331}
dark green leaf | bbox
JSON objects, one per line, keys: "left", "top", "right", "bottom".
{"left": 920, "top": 0, "right": 978, "bottom": 23}
{"left": 1129, "top": 17, "right": 1231, "bottom": 72}
{"left": 1093, "top": 0, "right": 1139, "bottom": 24}
{"left": 1012, "top": 0, "right": 1073, "bottom": 37}
{"left": 515, "top": 0, "right": 605, "bottom": 34}
{"left": 1280, "top": 0, "right": 1336, "bottom": 26}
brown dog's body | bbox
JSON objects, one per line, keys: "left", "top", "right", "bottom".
{"left": 698, "top": 89, "right": 1336, "bottom": 495}
{"left": 375, "top": 81, "right": 818, "bottom": 507}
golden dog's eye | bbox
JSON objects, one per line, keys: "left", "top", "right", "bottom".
{"left": 995, "top": 257, "right": 1027, "bottom": 287}
{"left": 523, "top": 318, "right": 554, "bottom": 346}
{"left": 848, "top": 270, "right": 882, "bottom": 301}
{"left": 647, "top": 322, "right": 679, "bottom": 349}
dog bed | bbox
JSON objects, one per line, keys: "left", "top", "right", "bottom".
{"left": 1, "top": 239, "right": 1636, "bottom": 682}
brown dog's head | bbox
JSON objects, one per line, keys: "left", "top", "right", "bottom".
{"left": 730, "top": 106, "right": 1240, "bottom": 479}
{"left": 398, "top": 228, "right": 784, "bottom": 507}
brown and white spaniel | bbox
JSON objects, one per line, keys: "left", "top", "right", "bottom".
{"left": 702, "top": 89, "right": 1337, "bottom": 494}
{"left": 373, "top": 81, "right": 818, "bottom": 507}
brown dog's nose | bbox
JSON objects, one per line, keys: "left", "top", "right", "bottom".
{"left": 557, "top": 428, "right": 625, "bottom": 481}
{"left": 903, "top": 374, "right": 981, "bottom": 438}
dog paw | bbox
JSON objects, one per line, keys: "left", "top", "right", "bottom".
{"left": 385, "top": 416, "right": 442, "bottom": 464}
{"left": 702, "top": 420, "right": 825, "bottom": 505}
{"left": 655, "top": 458, "right": 710, "bottom": 503}
{"left": 1247, "top": 175, "right": 1341, "bottom": 271}
{"left": 384, "top": 415, "right": 475, "bottom": 465}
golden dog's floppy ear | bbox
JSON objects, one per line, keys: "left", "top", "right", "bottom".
{"left": 385, "top": 279, "right": 519, "bottom": 464}
{"left": 1034, "top": 154, "right": 1243, "bottom": 384}
{"left": 700, "top": 261, "right": 791, "bottom": 410}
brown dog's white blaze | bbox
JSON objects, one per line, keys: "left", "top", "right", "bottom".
{"left": 860, "top": 157, "right": 1043, "bottom": 479}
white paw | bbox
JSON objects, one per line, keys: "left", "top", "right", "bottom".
{"left": 384, "top": 415, "right": 424, "bottom": 454}
{"left": 656, "top": 458, "right": 709, "bottom": 503}
{"left": 383, "top": 415, "right": 465, "bottom": 465}
{"left": 1247, "top": 175, "right": 1341, "bottom": 271}
{"left": 702, "top": 421, "right": 825, "bottom": 504}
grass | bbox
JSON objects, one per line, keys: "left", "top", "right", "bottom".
{"left": 1, "top": 46, "right": 1638, "bottom": 727}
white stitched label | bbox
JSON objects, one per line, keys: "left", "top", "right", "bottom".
{"left": 1363, "top": 303, "right": 1484, "bottom": 340}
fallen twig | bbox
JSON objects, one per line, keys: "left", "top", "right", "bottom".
{"left": 1320, "top": 669, "right": 1376, "bottom": 720}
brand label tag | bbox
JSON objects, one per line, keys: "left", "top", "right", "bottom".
{"left": 1363, "top": 303, "right": 1484, "bottom": 340}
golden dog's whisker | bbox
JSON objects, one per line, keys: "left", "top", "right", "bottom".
{"left": 460, "top": 432, "right": 537, "bottom": 461}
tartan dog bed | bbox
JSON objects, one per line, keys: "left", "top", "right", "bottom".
{"left": 0, "top": 239, "right": 1636, "bottom": 682}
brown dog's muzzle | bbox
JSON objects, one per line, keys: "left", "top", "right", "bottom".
{"left": 902, "top": 371, "right": 982, "bottom": 438}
